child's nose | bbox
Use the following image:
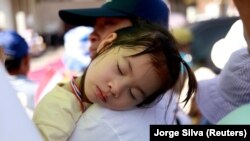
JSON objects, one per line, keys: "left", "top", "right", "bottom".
{"left": 107, "top": 80, "right": 127, "bottom": 98}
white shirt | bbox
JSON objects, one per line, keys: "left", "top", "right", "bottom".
{"left": 69, "top": 93, "right": 191, "bottom": 141}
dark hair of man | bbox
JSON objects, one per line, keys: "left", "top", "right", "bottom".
{"left": 5, "top": 56, "right": 24, "bottom": 74}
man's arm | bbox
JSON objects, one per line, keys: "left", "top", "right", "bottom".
{"left": 233, "top": 0, "right": 250, "bottom": 53}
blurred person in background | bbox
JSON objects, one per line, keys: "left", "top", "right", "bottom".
{"left": 195, "top": 0, "right": 250, "bottom": 125}
{"left": 0, "top": 30, "right": 38, "bottom": 117}
{"left": 63, "top": 26, "right": 93, "bottom": 76}
{"left": 0, "top": 60, "right": 43, "bottom": 141}
{"left": 217, "top": 0, "right": 250, "bottom": 125}
{"left": 191, "top": 20, "right": 244, "bottom": 124}
{"left": 34, "top": 27, "right": 93, "bottom": 105}
{"left": 21, "top": 28, "right": 46, "bottom": 57}
{"left": 196, "top": 48, "right": 250, "bottom": 124}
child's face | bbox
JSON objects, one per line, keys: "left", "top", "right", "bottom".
{"left": 84, "top": 47, "right": 162, "bottom": 110}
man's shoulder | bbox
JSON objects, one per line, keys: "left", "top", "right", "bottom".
{"left": 72, "top": 104, "right": 163, "bottom": 141}
{"left": 82, "top": 93, "right": 192, "bottom": 125}
{"left": 83, "top": 101, "right": 169, "bottom": 124}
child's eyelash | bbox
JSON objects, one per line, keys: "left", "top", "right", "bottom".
{"left": 129, "top": 89, "right": 136, "bottom": 100}
{"left": 117, "top": 62, "right": 123, "bottom": 75}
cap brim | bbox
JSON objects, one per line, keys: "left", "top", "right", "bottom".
{"left": 59, "top": 7, "right": 128, "bottom": 26}
{"left": 196, "top": 77, "right": 236, "bottom": 124}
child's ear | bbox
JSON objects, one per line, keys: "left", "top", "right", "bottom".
{"left": 97, "top": 33, "right": 117, "bottom": 52}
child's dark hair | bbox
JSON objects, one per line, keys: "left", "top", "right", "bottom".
{"left": 81, "top": 21, "right": 197, "bottom": 107}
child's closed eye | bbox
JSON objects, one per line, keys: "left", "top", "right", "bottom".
{"left": 129, "top": 89, "right": 137, "bottom": 100}
{"left": 117, "top": 61, "right": 123, "bottom": 75}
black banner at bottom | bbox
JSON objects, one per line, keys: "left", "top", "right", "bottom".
{"left": 150, "top": 125, "right": 250, "bottom": 140}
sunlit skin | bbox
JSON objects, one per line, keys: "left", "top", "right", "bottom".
{"left": 84, "top": 33, "right": 162, "bottom": 110}
{"left": 233, "top": 0, "right": 250, "bottom": 54}
{"left": 88, "top": 17, "right": 132, "bottom": 59}
{"left": 0, "top": 47, "right": 5, "bottom": 63}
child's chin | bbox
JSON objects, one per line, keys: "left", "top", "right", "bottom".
{"left": 106, "top": 106, "right": 133, "bottom": 111}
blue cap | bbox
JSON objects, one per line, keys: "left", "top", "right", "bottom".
{"left": 59, "top": 0, "right": 169, "bottom": 28}
{"left": 0, "top": 31, "right": 28, "bottom": 59}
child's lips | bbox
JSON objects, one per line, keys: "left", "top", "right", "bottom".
{"left": 96, "top": 86, "right": 107, "bottom": 103}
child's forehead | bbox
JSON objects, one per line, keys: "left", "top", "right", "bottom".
{"left": 110, "top": 45, "right": 146, "bottom": 54}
